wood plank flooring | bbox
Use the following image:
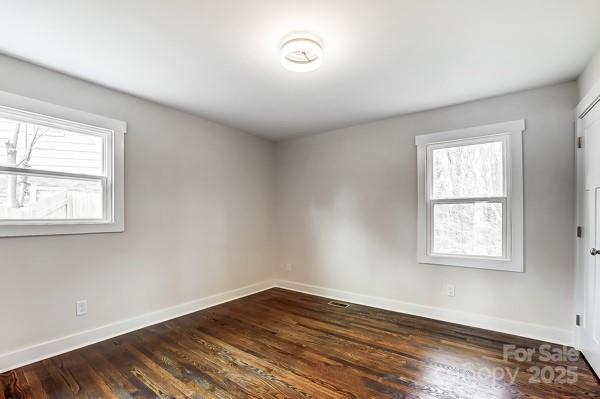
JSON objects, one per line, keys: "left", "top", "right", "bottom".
{"left": 2, "top": 288, "right": 599, "bottom": 398}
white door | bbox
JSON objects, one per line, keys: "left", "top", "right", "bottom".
{"left": 581, "top": 101, "right": 600, "bottom": 373}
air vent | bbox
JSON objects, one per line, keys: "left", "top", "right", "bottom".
{"left": 328, "top": 301, "right": 350, "bottom": 308}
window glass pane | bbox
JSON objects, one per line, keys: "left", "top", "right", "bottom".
{"left": 0, "top": 117, "right": 103, "bottom": 175}
{"left": 431, "top": 141, "right": 503, "bottom": 199}
{"left": 433, "top": 202, "right": 502, "bottom": 257}
{"left": 0, "top": 174, "right": 103, "bottom": 220}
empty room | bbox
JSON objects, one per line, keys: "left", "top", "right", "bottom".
{"left": 2, "top": 1, "right": 600, "bottom": 398}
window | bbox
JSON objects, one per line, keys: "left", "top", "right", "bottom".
{"left": 0, "top": 90, "right": 126, "bottom": 237}
{"left": 416, "top": 120, "right": 525, "bottom": 272}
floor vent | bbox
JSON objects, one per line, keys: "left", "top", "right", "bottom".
{"left": 328, "top": 301, "right": 350, "bottom": 308}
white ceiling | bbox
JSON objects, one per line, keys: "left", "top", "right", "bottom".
{"left": 1, "top": 1, "right": 600, "bottom": 140}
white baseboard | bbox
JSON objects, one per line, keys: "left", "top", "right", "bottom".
{"left": 2, "top": 278, "right": 574, "bottom": 373}
{"left": 0, "top": 280, "right": 276, "bottom": 373}
{"left": 275, "top": 279, "right": 574, "bottom": 347}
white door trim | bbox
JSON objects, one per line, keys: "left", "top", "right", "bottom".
{"left": 578, "top": 79, "right": 600, "bottom": 119}
{"left": 575, "top": 80, "right": 600, "bottom": 350}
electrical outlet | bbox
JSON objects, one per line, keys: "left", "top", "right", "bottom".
{"left": 446, "top": 284, "right": 456, "bottom": 297}
{"left": 76, "top": 300, "right": 88, "bottom": 316}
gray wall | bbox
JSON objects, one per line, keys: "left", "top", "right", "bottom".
{"left": 0, "top": 55, "right": 276, "bottom": 355}
{"left": 579, "top": 48, "right": 600, "bottom": 100}
{"left": 0, "top": 52, "right": 580, "bottom": 357}
{"left": 275, "top": 82, "right": 577, "bottom": 333}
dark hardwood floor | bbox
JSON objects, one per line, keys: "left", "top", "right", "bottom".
{"left": 2, "top": 288, "right": 599, "bottom": 398}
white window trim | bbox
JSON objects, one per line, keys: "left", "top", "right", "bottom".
{"left": 415, "top": 120, "right": 525, "bottom": 272}
{"left": 0, "top": 90, "right": 126, "bottom": 237}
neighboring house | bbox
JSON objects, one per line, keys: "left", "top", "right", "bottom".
{"left": 0, "top": 117, "right": 103, "bottom": 219}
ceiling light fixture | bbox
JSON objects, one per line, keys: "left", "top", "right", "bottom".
{"left": 280, "top": 33, "right": 323, "bottom": 72}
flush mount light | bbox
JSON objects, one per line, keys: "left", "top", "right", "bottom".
{"left": 280, "top": 33, "right": 323, "bottom": 72}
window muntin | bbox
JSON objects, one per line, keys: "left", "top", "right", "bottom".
{"left": 0, "top": 107, "right": 113, "bottom": 225}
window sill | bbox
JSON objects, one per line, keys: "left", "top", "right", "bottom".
{"left": 0, "top": 221, "right": 124, "bottom": 238}
{"left": 418, "top": 254, "right": 524, "bottom": 272}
